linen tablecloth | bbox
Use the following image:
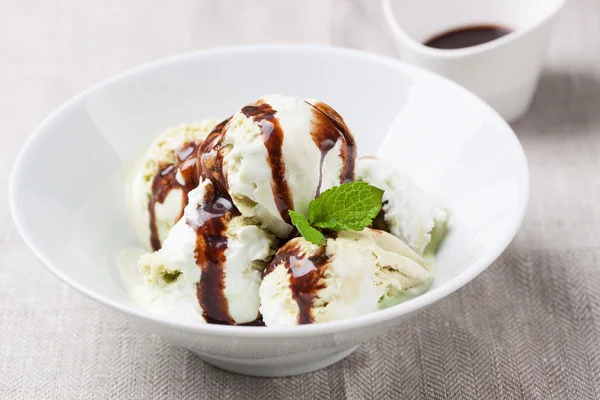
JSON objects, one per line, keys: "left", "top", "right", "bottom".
{"left": 2, "top": 1, "right": 600, "bottom": 398}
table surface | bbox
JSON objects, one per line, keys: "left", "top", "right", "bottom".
{"left": 2, "top": 1, "right": 600, "bottom": 399}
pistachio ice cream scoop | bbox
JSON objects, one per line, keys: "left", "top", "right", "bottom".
{"left": 128, "top": 120, "right": 218, "bottom": 251}
{"left": 132, "top": 179, "right": 277, "bottom": 324}
{"left": 199, "top": 94, "right": 356, "bottom": 238}
{"left": 259, "top": 228, "right": 432, "bottom": 326}
{"left": 356, "top": 157, "right": 449, "bottom": 256}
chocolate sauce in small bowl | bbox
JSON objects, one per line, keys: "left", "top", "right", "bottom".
{"left": 424, "top": 25, "right": 512, "bottom": 50}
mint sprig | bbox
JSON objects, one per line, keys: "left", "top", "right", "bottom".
{"left": 288, "top": 182, "right": 384, "bottom": 245}
{"left": 289, "top": 211, "right": 326, "bottom": 246}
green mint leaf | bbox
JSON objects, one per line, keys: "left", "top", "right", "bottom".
{"left": 289, "top": 210, "right": 326, "bottom": 246}
{"left": 309, "top": 181, "right": 384, "bottom": 231}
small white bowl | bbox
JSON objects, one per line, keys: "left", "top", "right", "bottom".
{"left": 9, "top": 45, "right": 528, "bottom": 377}
{"left": 383, "top": 0, "right": 566, "bottom": 122}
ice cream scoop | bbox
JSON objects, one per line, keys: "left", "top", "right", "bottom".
{"left": 128, "top": 120, "right": 218, "bottom": 250}
{"left": 199, "top": 94, "right": 356, "bottom": 238}
{"left": 356, "top": 157, "right": 448, "bottom": 256}
{"left": 133, "top": 179, "right": 277, "bottom": 324}
{"left": 259, "top": 228, "right": 432, "bottom": 326}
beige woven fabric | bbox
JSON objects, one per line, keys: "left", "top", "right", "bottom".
{"left": 2, "top": 0, "right": 600, "bottom": 398}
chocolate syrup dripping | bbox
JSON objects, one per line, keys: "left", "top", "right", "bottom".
{"left": 148, "top": 141, "right": 200, "bottom": 251}
{"left": 241, "top": 102, "right": 294, "bottom": 223}
{"left": 265, "top": 240, "right": 330, "bottom": 324}
{"left": 305, "top": 101, "right": 357, "bottom": 191}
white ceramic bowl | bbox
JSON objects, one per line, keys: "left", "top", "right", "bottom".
{"left": 382, "top": 0, "right": 566, "bottom": 122}
{"left": 9, "top": 45, "right": 528, "bottom": 377}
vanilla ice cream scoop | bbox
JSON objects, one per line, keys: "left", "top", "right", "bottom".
{"left": 356, "top": 157, "right": 449, "bottom": 256}
{"left": 199, "top": 95, "right": 356, "bottom": 238}
{"left": 259, "top": 228, "right": 432, "bottom": 326}
{"left": 128, "top": 120, "right": 218, "bottom": 250}
{"left": 133, "top": 179, "right": 277, "bottom": 324}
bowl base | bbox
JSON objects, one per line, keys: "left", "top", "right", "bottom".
{"left": 193, "top": 345, "right": 359, "bottom": 377}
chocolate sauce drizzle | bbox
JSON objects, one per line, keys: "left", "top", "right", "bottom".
{"left": 266, "top": 241, "right": 331, "bottom": 324}
{"left": 305, "top": 101, "right": 357, "bottom": 196}
{"left": 148, "top": 141, "right": 201, "bottom": 251}
{"left": 197, "top": 118, "right": 232, "bottom": 196}
{"left": 239, "top": 317, "right": 266, "bottom": 327}
{"left": 241, "top": 102, "right": 295, "bottom": 224}
{"left": 190, "top": 118, "right": 265, "bottom": 325}
{"left": 188, "top": 182, "right": 240, "bottom": 325}
{"left": 183, "top": 118, "right": 244, "bottom": 324}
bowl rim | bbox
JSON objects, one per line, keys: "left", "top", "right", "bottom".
{"left": 9, "top": 44, "right": 529, "bottom": 338}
